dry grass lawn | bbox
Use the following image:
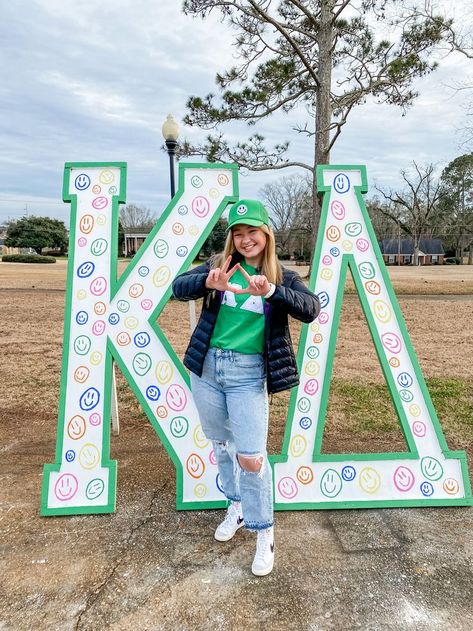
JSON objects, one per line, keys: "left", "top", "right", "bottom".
{"left": 1, "top": 260, "right": 472, "bottom": 484}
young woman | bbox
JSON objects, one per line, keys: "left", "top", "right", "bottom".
{"left": 172, "top": 199, "right": 320, "bottom": 576}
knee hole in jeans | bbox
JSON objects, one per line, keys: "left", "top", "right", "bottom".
{"left": 237, "top": 454, "right": 264, "bottom": 474}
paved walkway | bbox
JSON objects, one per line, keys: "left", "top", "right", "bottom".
{"left": 2, "top": 430, "right": 472, "bottom": 631}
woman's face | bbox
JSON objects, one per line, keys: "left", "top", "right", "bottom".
{"left": 232, "top": 224, "right": 267, "bottom": 263}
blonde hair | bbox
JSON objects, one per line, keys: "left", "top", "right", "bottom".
{"left": 212, "top": 224, "right": 283, "bottom": 285}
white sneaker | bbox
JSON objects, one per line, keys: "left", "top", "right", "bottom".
{"left": 251, "top": 527, "right": 274, "bottom": 576}
{"left": 214, "top": 502, "right": 244, "bottom": 542}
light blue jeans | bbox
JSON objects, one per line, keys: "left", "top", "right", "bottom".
{"left": 190, "top": 347, "right": 273, "bottom": 530}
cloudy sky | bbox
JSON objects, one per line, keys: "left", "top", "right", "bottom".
{"left": 1, "top": 1, "right": 472, "bottom": 227}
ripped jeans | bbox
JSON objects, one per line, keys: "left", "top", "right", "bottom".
{"left": 190, "top": 347, "right": 273, "bottom": 531}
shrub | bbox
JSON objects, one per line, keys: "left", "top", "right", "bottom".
{"left": 444, "top": 257, "right": 460, "bottom": 265}
{"left": 2, "top": 254, "right": 56, "bottom": 264}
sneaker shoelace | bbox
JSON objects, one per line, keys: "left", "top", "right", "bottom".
{"left": 255, "top": 529, "right": 273, "bottom": 561}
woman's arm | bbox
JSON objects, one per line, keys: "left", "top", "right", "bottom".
{"left": 171, "top": 260, "right": 212, "bottom": 301}
{"left": 266, "top": 272, "right": 320, "bottom": 323}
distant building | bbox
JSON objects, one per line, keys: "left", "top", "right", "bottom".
{"left": 0, "top": 225, "right": 19, "bottom": 255}
{"left": 379, "top": 238, "right": 445, "bottom": 265}
{"left": 122, "top": 232, "right": 150, "bottom": 257}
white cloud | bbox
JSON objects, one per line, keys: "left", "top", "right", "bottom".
{"left": 0, "top": 1, "right": 472, "bottom": 226}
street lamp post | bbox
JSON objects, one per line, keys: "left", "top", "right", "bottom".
{"left": 162, "top": 113, "right": 197, "bottom": 332}
{"left": 162, "top": 113, "right": 180, "bottom": 198}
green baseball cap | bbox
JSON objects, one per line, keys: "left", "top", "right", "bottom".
{"left": 227, "top": 199, "right": 270, "bottom": 231}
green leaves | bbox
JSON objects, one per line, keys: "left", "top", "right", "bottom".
{"left": 5, "top": 216, "right": 68, "bottom": 255}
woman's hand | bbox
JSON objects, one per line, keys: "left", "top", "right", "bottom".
{"left": 205, "top": 256, "right": 240, "bottom": 292}
{"left": 234, "top": 265, "right": 271, "bottom": 296}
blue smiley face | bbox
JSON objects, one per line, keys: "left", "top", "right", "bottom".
{"left": 108, "top": 312, "right": 120, "bottom": 325}
{"left": 330, "top": 247, "right": 340, "bottom": 257}
{"left": 317, "top": 291, "right": 330, "bottom": 309}
{"left": 75, "top": 174, "right": 91, "bottom": 191}
{"left": 77, "top": 261, "right": 95, "bottom": 279}
{"left": 138, "top": 266, "right": 149, "bottom": 277}
{"left": 420, "top": 481, "right": 434, "bottom": 497}
{"left": 333, "top": 173, "right": 350, "bottom": 194}
{"left": 79, "top": 387, "right": 100, "bottom": 411}
{"left": 76, "top": 311, "right": 89, "bottom": 325}
{"left": 178, "top": 205, "right": 188, "bottom": 216}
{"left": 134, "top": 331, "right": 151, "bottom": 348}
{"left": 299, "top": 416, "right": 312, "bottom": 430}
{"left": 397, "top": 372, "right": 413, "bottom": 388}
{"left": 216, "top": 474, "right": 225, "bottom": 494}
{"left": 65, "top": 449, "right": 76, "bottom": 463}
{"left": 146, "top": 385, "right": 161, "bottom": 401}
{"left": 342, "top": 465, "right": 356, "bottom": 481}
{"left": 176, "top": 246, "right": 188, "bottom": 257}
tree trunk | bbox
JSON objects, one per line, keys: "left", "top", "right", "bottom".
{"left": 468, "top": 245, "right": 473, "bottom": 265}
{"left": 311, "top": 0, "right": 334, "bottom": 261}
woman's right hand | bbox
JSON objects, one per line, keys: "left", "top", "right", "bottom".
{"left": 205, "top": 255, "right": 240, "bottom": 292}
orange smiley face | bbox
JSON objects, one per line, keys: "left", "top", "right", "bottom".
{"left": 296, "top": 466, "right": 314, "bottom": 485}
{"left": 326, "top": 225, "right": 341, "bottom": 242}
{"left": 79, "top": 214, "right": 94, "bottom": 235}
{"left": 116, "top": 332, "right": 131, "bottom": 346}
{"left": 74, "top": 366, "right": 90, "bottom": 384}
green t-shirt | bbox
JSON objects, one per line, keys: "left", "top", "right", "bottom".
{"left": 210, "top": 261, "right": 265, "bottom": 354}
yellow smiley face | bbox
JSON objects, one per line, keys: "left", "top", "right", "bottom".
{"left": 304, "top": 360, "right": 320, "bottom": 376}
{"left": 188, "top": 225, "right": 199, "bottom": 236}
{"left": 289, "top": 434, "right": 307, "bottom": 458}
{"left": 124, "top": 316, "right": 139, "bottom": 330}
{"left": 373, "top": 300, "right": 392, "bottom": 324}
{"left": 153, "top": 266, "right": 171, "bottom": 288}
{"left": 193, "top": 425, "right": 210, "bottom": 449}
{"left": 320, "top": 268, "right": 333, "bottom": 281}
{"left": 76, "top": 289, "right": 87, "bottom": 300}
{"left": 90, "top": 351, "right": 103, "bottom": 366}
{"left": 155, "top": 360, "right": 173, "bottom": 384}
{"left": 359, "top": 467, "right": 381, "bottom": 495}
{"left": 342, "top": 240, "right": 353, "bottom": 252}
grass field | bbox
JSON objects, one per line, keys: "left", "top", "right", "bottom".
{"left": 0, "top": 261, "right": 472, "bottom": 483}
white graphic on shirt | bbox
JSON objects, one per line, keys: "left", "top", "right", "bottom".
{"left": 223, "top": 284, "right": 264, "bottom": 314}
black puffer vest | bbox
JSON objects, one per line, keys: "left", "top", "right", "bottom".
{"left": 172, "top": 254, "right": 320, "bottom": 394}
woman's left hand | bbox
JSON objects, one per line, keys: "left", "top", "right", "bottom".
{"left": 234, "top": 265, "right": 271, "bottom": 296}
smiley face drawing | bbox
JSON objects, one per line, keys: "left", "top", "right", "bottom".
{"left": 79, "top": 443, "right": 100, "bottom": 469}
{"left": 296, "top": 466, "right": 314, "bottom": 485}
{"left": 320, "top": 469, "right": 342, "bottom": 498}
{"left": 278, "top": 477, "right": 298, "bottom": 499}
{"left": 54, "top": 474, "right": 78, "bottom": 501}
{"left": 191, "top": 196, "right": 210, "bottom": 218}
{"left": 186, "top": 453, "right": 205, "bottom": 479}
{"left": 393, "top": 466, "right": 415, "bottom": 492}
{"left": 358, "top": 467, "right": 381, "bottom": 495}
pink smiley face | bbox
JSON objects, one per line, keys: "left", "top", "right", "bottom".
{"left": 90, "top": 277, "right": 107, "bottom": 296}
{"left": 412, "top": 421, "right": 426, "bottom": 437}
{"left": 278, "top": 477, "right": 299, "bottom": 499}
{"left": 381, "top": 332, "right": 402, "bottom": 354}
{"left": 89, "top": 413, "right": 102, "bottom": 426}
{"left": 78, "top": 237, "right": 87, "bottom": 247}
{"left": 356, "top": 238, "right": 369, "bottom": 252}
{"left": 330, "top": 200, "right": 346, "bottom": 220}
{"left": 209, "top": 450, "right": 217, "bottom": 466}
{"left": 322, "top": 255, "right": 333, "bottom": 265}
{"left": 318, "top": 311, "right": 329, "bottom": 325}
{"left": 92, "top": 320, "right": 106, "bottom": 336}
{"left": 166, "top": 384, "right": 187, "bottom": 411}
{"left": 393, "top": 466, "right": 415, "bottom": 492}
{"left": 54, "top": 474, "right": 79, "bottom": 501}
{"left": 92, "top": 196, "right": 108, "bottom": 210}
{"left": 141, "top": 299, "right": 153, "bottom": 311}
{"left": 304, "top": 378, "right": 319, "bottom": 396}
{"left": 191, "top": 196, "right": 210, "bottom": 218}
